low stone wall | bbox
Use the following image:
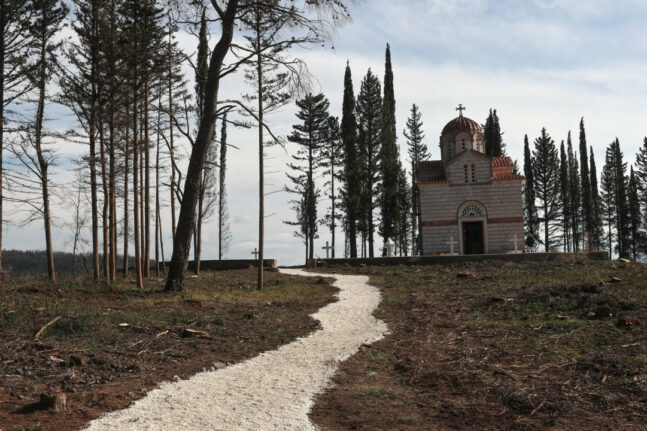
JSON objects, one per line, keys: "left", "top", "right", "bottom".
{"left": 186, "top": 259, "right": 277, "bottom": 271}
{"left": 306, "top": 252, "right": 609, "bottom": 268}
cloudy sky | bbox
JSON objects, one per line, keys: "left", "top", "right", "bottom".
{"left": 6, "top": 0, "right": 647, "bottom": 267}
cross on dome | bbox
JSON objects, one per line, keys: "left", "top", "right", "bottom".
{"left": 456, "top": 104, "right": 466, "bottom": 117}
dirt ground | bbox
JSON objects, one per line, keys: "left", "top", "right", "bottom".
{"left": 0, "top": 268, "right": 336, "bottom": 431}
{"left": 310, "top": 260, "right": 647, "bottom": 431}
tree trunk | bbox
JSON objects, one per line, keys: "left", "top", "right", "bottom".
{"left": 256, "top": 11, "right": 264, "bottom": 290}
{"left": 155, "top": 102, "right": 161, "bottom": 276}
{"left": 144, "top": 85, "right": 150, "bottom": 278}
{"left": 165, "top": 1, "right": 238, "bottom": 292}
{"left": 34, "top": 38, "right": 54, "bottom": 282}
{"left": 132, "top": 62, "right": 143, "bottom": 289}
{"left": 0, "top": 27, "right": 5, "bottom": 272}
{"left": 123, "top": 122, "right": 129, "bottom": 276}
{"left": 99, "top": 110, "right": 110, "bottom": 282}
{"left": 109, "top": 100, "right": 117, "bottom": 281}
{"left": 331, "top": 162, "right": 335, "bottom": 258}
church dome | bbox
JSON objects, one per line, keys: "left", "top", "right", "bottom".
{"left": 441, "top": 115, "right": 482, "bottom": 135}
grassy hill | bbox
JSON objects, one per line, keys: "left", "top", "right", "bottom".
{"left": 311, "top": 259, "right": 647, "bottom": 430}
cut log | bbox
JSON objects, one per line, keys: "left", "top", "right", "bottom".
{"left": 181, "top": 328, "right": 210, "bottom": 338}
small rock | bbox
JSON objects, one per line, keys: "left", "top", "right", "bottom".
{"left": 617, "top": 317, "right": 640, "bottom": 328}
{"left": 173, "top": 375, "right": 180, "bottom": 382}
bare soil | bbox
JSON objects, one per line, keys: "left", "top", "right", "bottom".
{"left": 310, "top": 260, "right": 647, "bottom": 431}
{"left": 0, "top": 268, "right": 336, "bottom": 431}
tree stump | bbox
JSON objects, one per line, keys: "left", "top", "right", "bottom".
{"left": 39, "top": 392, "right": 67, "bottom": 412}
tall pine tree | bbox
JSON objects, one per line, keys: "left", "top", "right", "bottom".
{"left": 523, "top": 135, "right": 539, "bottom": 246}
{"left": 320, "top": 116, "right": 343, "bottom": 258}
{"left": 635, "top": 138, "right": 647, "bottom": 254}
{"left": 532, "top": 128, "right": 561, "bottom": 251}
{"left": 356, "top": 69, "right": 382, "bottom": 257}
{"left": 600, "top": 145, "right": 617, "bottom": 257}
{"left": 612, "top": 139, "right": 630, "bottom": 258}
{"left": 404, "top": 104, "right": 429, "bottom": 254}
{"left": 628, "top": 167, "right": 641, "bottom": 260}
{"left": 286, "top": 93, "right": 329, "bottom": 261}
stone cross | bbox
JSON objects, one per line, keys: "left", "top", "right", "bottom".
{"left": 385, "top": 238, "right": 396, "bottom": 257}
{"left": 251, "top": 248, "right": 260, "bottom": 260}
{"left": 509, "top": 233, "right": 519, "bottom": 253}
{"left": 446, "top": 235, "right": 458, "bottom": 255}
{"left": 456, "top": 104, "right": 466, "bottom": 116}
{"left": 322, "top": 241, "right": 333, "bottom": 259}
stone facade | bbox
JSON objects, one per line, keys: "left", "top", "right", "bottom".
{"left": 416, "top": 111, "right": 525, "bottom": 255}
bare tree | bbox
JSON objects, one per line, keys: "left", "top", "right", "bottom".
{"left": 0, "top": 0, "right": 33, "bottom": 273}
{"left": 165, "top": 0, "right": 351, "bottom": 291}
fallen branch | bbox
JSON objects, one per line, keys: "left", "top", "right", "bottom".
{"left": 34, "top": 315, "right": 62, "bottom": 340}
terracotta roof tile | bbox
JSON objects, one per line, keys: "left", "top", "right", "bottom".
{"left": 492, "top": 157, "right": 513, "bottom": 167}
{"left": 418, "top": 160, "right": 445, "bottom": 170}
{"left": 441, "top": 116, "right": 482, "bottom": 135}
{"left": 492, "top": 172, "right": 525, "bottom": 181}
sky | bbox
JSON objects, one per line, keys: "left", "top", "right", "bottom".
{"left": 6, "top": 0, "right": 647, "bottom": 267}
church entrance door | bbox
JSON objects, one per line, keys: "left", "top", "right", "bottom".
{"left": 462, "top": 221, "right": 484, "bottom": 255}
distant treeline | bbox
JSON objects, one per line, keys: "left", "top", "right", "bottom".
{"left": 2, "top": 250, "right": 140, "bottom": 277}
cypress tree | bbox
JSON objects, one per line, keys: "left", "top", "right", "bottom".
{"left": 635, "top": 138, "right": 647, "bottom": 253}
{"left": 601, "top": 145, "right": 617, "bottom": 257}
{"left": 567, "top": 134, "right": 581, "bottom": 251}
{"left": 523, "top": 135, "right": 539, "bottom": 245}
{"left": 379, "top": 43, "right": 399, "bottom": 244}
{"left": 589, "top": 147, "right": 603, "bottom": 250}
{"left": 404, "top": 104, "right": 429, "bottom": 254}
{"left": 218, "top": 114, "right": 231, "bottom": 260}
{"left": 579, "top": 118, "right": 593, "bottom": 249}
{"left": 628, "top": 167, "right": 641, "bottom": 260}
{"left": 397, "top": 161, "right": 412, "bottom": 256}
{"left": 356, "top": 69, "right": 382, "bottom": 257}
{"left": 532, "top": 128, "right": 561, "bottom": 251}
{"left": 612, "top": 139, "right": 630, "bottom": 258}
{"left": 483, "top": 109, "right": 505, "bottom": 157}
{"left": 559, "top": 140, "right": 571, "bottom": 250}
{"left": 341, "top": 62, "right": 360, "bottom": 258}
{"left": 286, "top": 93, "right": 329, "bottom": 261}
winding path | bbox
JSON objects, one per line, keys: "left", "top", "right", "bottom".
{"left": 82, "top": 269, "right": 388, "bottom": 431}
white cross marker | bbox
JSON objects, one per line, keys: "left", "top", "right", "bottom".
{"left": 322, "top": 241, "right": 333, "bottom": 259}
{"left": 509, "top": 233, "right": 519, "bottom": 253}
{"left": 251, "top": 248, "right": 260, "bottom": 260}
{"left": 446, "top": 235, "right": 459, "bottom": 255}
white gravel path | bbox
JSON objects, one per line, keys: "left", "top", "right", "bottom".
{"left": 82, "top": 268, "right": 388, "bottom": 431}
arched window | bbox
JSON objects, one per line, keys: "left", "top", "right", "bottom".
{"left": 459, "top": 202, "right": 486, "bottom": 218}
{"left": 464, "top": 165, "right": 469, "bottom": 183}
{"left": 461, "top": 138, "right": 466, "bottom": 151}
{"left": 471, "top": 164, "right": 476, "bottom": 183}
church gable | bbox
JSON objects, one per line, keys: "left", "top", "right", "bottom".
{"left": 445, "top": 150, "right": 492, "bottom": 184}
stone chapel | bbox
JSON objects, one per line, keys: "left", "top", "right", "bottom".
{"left": 415, "top": 106, "right": 525, "bottom": 255}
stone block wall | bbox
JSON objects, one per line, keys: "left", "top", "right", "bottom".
{"left": 419, "top": 180, "right": 524, "bottom": 255}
